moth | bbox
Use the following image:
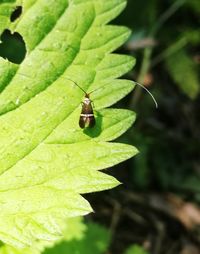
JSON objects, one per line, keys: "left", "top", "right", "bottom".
{"left": 65, "top": 79, "right": 100, "bottom": 129}
{"left": 79, "top": 92, "right": 95, "bottom": 128}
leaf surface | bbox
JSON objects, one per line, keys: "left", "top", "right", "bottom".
{"left": 0, "top": 0, "right": 137, "bottom": 247}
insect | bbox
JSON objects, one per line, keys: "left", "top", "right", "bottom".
{"left": 15, "top": 72, "right": 98, "bottom": 128}
{"left": 64, "top": 78, "right": 97, "bottom": 129}
{"left": 79, "top": 93, "right": 95, "bottom": 128}
{"left": 56, "top": 78, "right": 158, "bottom": 129}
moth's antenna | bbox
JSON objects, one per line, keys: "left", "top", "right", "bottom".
{"left": 16, "top": 72, "right": 158, "bottom": 107}
{"left": 89, "top": 81, "right": 158, "bottom": 108}
{"left": 17, "top": 72, "right": 87, "bottom": 95}
{"left": 63, "top": 77, "right": 87, "bottom": 94}
{"left": 134, "top": 81, "right": 158, "bottom": 108}
{"left": 88, "top": 86, "right": 105, "bottom": 95}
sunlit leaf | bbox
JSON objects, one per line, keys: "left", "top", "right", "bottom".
{"left": 0, "top": 0, "right": 137, "bottom": 248}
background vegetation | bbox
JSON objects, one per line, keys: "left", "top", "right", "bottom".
{"left": 88, "top": 0, "right": 200, "bottom": 253}
{"left": 116, "top": 0, "right": 200, "bottom": 197}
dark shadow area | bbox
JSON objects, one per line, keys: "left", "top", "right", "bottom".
{"left": 0, "top": 29, "right": 26, "bottom": 64}
{"left": 83, "top": 111, "right": 103, "bottom": 138}
{"left": 10, "top": 6, "right": 22, "bottom": 22}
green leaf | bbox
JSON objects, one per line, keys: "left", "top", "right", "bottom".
{"left": 0, "top": 0, "right": 18, "bottom": 35}
{"left": 0, "top": 58, "right": 18, "bottom": 92}
{"left": 0, "top": 1, "right": 20, "bottom": 89}
{"left": 0, "top": 245, "right": 40, "bottom": 254}
{"left": 0, "top": 221, "right": 109, "bottom": 254}
{"left": 0, "top": 0, "right": 138, "bottom": 248}
{"left": 0, "top": 217, "right": 86, "bottom": 254}
{"left": 165, "top": 48, "right": 199, "bottom": 99}
{"left": 124, "top": 245, "right": 149, "bottom": 254}
{"left": 43, "top": 222, "right": 110, "bottom": 254}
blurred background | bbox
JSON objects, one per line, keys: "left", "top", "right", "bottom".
{"left": 88, "top": 0, "right": 200, "bottom": 253}
{"left": 0, "top": 0, "right": 199, "bottom": 253}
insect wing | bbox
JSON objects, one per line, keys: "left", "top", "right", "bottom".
{"left": 79, "top": 114, "right": 95, "bottom": 128}
{"left": 87, "top": 115, "right": 95, "bottom": 128}
{"left": 79, "top": 115, "right": 86, "bottom": 128}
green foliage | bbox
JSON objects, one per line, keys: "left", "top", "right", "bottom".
{"left": 0, "top": 0, "right": 137, "bottom": 249}
{"left": 0, "top": 220, "right": 108, "bottom": 254}
{"left": 124, "top": 244, "right": 149, "bottom": 254}
{"left": 0, "top": 0, "right": 17, "bottom": 35}
{"left": 187, "top": 0, "right": 200, "bottom": 13}
{"left": 0, "top": 245, "right": 40, "bottom": 254}
{"left": 165, "top": 47, "right": 199, "bottom": 99}
{"left": 43, "top": 222, "right": 110, "bottom": 254}
{"left": 121, "top": 0, "right": 200, "bottom": 196}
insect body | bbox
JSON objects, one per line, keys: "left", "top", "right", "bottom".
{"left": 64, "top": 78, "right": 97, "bottom": 129}
{"left": 79, "top": 93, "right": 95, "bottom": 128}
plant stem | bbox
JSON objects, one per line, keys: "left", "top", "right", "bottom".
{"left": 151, "top": 37, "right": 188, "bottom": 68}
{"left": 150, "top": 0, "right": 187, "bottom": 35}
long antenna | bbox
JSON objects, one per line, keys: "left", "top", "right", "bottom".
{"left": 17, "top": 72, "right": 87, "bottom": 95}
{"left": 88, "top": 85, "right": 106, "bottom": 95}
{"left": 63, "top": 77, "right": 87, "bottom": 94}
{"left": 89, "top": 80, "right": 158, "bottom": 108}
{"left": 134, "top": 81, "right": 158, "bottom": 108}
{"left": 16, "top": 72, "right": 158, "bottom": 107}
